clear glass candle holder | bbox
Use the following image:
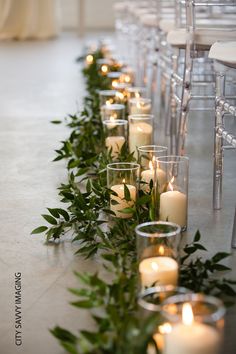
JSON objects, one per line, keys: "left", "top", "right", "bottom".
{"left": 138, "top": 145, "right": 168, "bottom": 193}
{"left": 128, "top": 114, "right": 154, "bottom": 160}
{"left": 156, "top": 156, "right": 189, "bottom": 231}
{"left": 103, "top": 120, "right": 128, "bottom": 159}
{"left": 138, "top": 286, "right": 192, "bottom": 354}
{"left": 99, "top": 90, "right": 119, "bottom": 107}
{"left": 120, "top": 66, "right": 135, "bottom": 85}
{"left": 101, "top": 103, "right": 125, "bottom": 121}
{"left": 129, "top": 97, "right": 152, "bottom": 115}
{"left": 107, "top": 71, "right": 123, "bottom": 89}
{"left": 136, "top": 221, "right": 181, "bottom": 290}
{"left": 112, "top": 82, "right": 131, "bottom": 96}
{"left": 126, "top": 86, "right": 147, "bottom": 100}
{"left": 107, "top": 162, "right": 140, "bottom": 219}
{"left": 161, "top": 293, "right": 226, "bottom": 354}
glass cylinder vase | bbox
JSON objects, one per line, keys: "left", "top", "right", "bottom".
{"left": 129, "top": 114, "right": 154, "bottom": 159}
{"left": 107, "top": 162, "right": 140, "bottom": 219}
{"left": 99, "top": 90, "right": 119, "bottom": 107}
{"left": 101, "top": 103, "right": 125, "bottom": 121}
{"left": 136, "top": 221, "right": 181, "bottom": 289}
{"left": 129, "top": 97, "right": 152, "bottom": 115}
{"left": 161, "top": 293, "right": 226, "bottom": 354}
{"left": 156, "top": 156, "right": 189, "bottom": 231}
{"left": 103, "top": 120, "right": 128, "bottom": 159}
{"left": 126, "top": 86, "right": 147, "bottom": 100}
{"left": 138, "top": 286, "right": 192, "bottom": 354}
{"left": 138, "top": 145, "right": 168, "bottom": 193}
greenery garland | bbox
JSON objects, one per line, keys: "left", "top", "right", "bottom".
{"left": 32, "top": 49, "right": 236, "bottom": 354}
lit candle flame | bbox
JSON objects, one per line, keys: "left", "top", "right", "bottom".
{"left": 112, "top": 80, "right": 118, "bottom": 88}
{"left": 101, "top": 64, "right": 108, "bottom": 73}
{"left": 86, "top": 54, "right": 93, "bottom": 65}
{"left": 116, "top": 92, "right": 124, "bottom": 100}
{"left": 158, "top": 322, "right": 172, "bottom": 334}
{"left": 182, "top": 303, "right": 194, "bottom": 326}
{"left": 106, "top": 99, "right": 112, "bottom": 105}
{"left": 151, "top": 261, "right": 158, "bottom": 271}
{"left": 168, "top": 176, "right": 175, "bottom": 192}
{"left": 110, "top": 115, "right": 115, "bottom": 122}
{"left": 135, "top": 92, "right": 140, "bottom": 98}
{"left": 124, "top": 75, "right": 131, "bottom": 83}
{"left": 122, "top": 178, "right": 126, "bottom": 184}
{"left": 159, "top": 245, "right": 165, "bottom": 256}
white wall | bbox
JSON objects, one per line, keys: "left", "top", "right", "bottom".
{"left": 61, "top": 0, "right": 115, "bottom": 30}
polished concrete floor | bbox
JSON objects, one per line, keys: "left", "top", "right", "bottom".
{"left": 0, "top": 32, "right": 236, "bottom": 354}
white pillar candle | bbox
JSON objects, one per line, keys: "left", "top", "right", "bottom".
{"left": 160, "top": 190, "right": 187, "bottom": 228}
{"left": 110, "top": 183, "right": 136, "bottom": 219}
{"left": 129, "top": 122, "right": 153, "bottom": 159}
{"left": 141, "top": 167, "right": 167, "bottom": 193}
{"left": 164, "top": 303, "right": 220, "bottom": 354}
{"left": 105, "top": 136, "right": 125, "bottom": 158}
{"left": 130, "top": 102, "right": 151, "bottom": 115}
{"left": 139, "top": 256, "right": 178, "bottom": 288}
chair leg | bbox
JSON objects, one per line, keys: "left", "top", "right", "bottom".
{"left": 213, "top": 72, "right": 225, "bottom": 210}
{"left": 176, "top": 53, "right": 193, "bottom": 156}
{"left": 169, "top": 52, "right": 178, "bottom": 154}
{"left": 231, "top": 206, "right": 236, "bottom": 249}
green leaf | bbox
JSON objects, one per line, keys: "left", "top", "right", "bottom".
{"left": 31, "top": 226, "right": 48, "bottom": 234}
{"left": 136, "top": 195, "right": 151, "bottom": 205}
{"left": 194, "top": 230, "right": 201, "bottom": 242}
{"left": 47, "top": 208, "right": 60, "bottom": 218}
{"left": 70, "top": 300, "right": 97, "bottom": 308}
{"left": 51, "top": 120, "right": 62, "bottom": 124}
{"left": 42, "top": 214, "right": 57, "bottom": 225}
{"left": 56, "top": 208, "right": 70, "bottom": 221}
{"left": 212, "top": 252, "right": 231, "bottom": 263}
{"left": 124, "top": 183, "right": 131, "bottom": 201}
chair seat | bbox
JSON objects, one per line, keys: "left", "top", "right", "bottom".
{"left": 160, "top": 17, "right": 236, "bottom": 34}
{"left": 167, "top": 28, "right": 236, "bottom": 49}
{"left": 209, "top": 41, "right": 236, "bottom": 66}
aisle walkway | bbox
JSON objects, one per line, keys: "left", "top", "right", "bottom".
{"left": 0, "top": 32, "right": 104, "bottom": 354}
{"left": 0, "top": 32, "right": 235, "bottom": 354}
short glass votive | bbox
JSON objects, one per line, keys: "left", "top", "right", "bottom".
{"left": 120, "top": 67, "right": 135, "bottom": 85}
{"left": 107, "top": 162, "right": 140, "bottom": 219}
{"left": 113, "top": 82, "right": 131, "bottom": 97}
{"left": 138, "top": 286, "right": 192, "bottom": 353}
{"left": 99, "top": 90, "right": 119, "bottom": 107}
{"left": 103, "top": 120, "right": 128, "bottom": 159}
{"left": 97, "top": 58, "right": 113, "bottom": 76}
{"left": 126, "top": 86, "right": 147, "bottom": 100}
{"left": 129, "top": 97, "right": 152, "bottom": 115}
{"left": 128, "top": 114, "right": 154, "bottom": 160}
{"left": 136, "top": 221, "right": 181, "bottom": 289}
{"left": 156, "top": 156, "right": 189, "bottom": 231}
{"left": 101, "top": 103, "right": 125, "bottom": 121}
{"left": 138, "top": 145, "right": 168, "bottom": 193}
{"left": 107, "top": 71, "right": 123, "bottom": 88}
{"left": 161, "top": 293, "right": 226, "bottom": 354}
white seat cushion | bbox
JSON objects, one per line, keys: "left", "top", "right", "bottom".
{"left": 209, "top": 41, "right": 236, "bottom": 64}
{"left": 167, "top": 28, "right": 236, "bottom": 48}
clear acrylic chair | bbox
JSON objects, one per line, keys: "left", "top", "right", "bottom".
{"left": 208, "top": 41, "right": 236, "bottom": 210}
{"left": 165, "top": 0, "right": 236, "bottom": 155}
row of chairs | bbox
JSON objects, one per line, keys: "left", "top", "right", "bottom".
{"left": 114, "top": 0, "right": 236, "bottom": 243}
